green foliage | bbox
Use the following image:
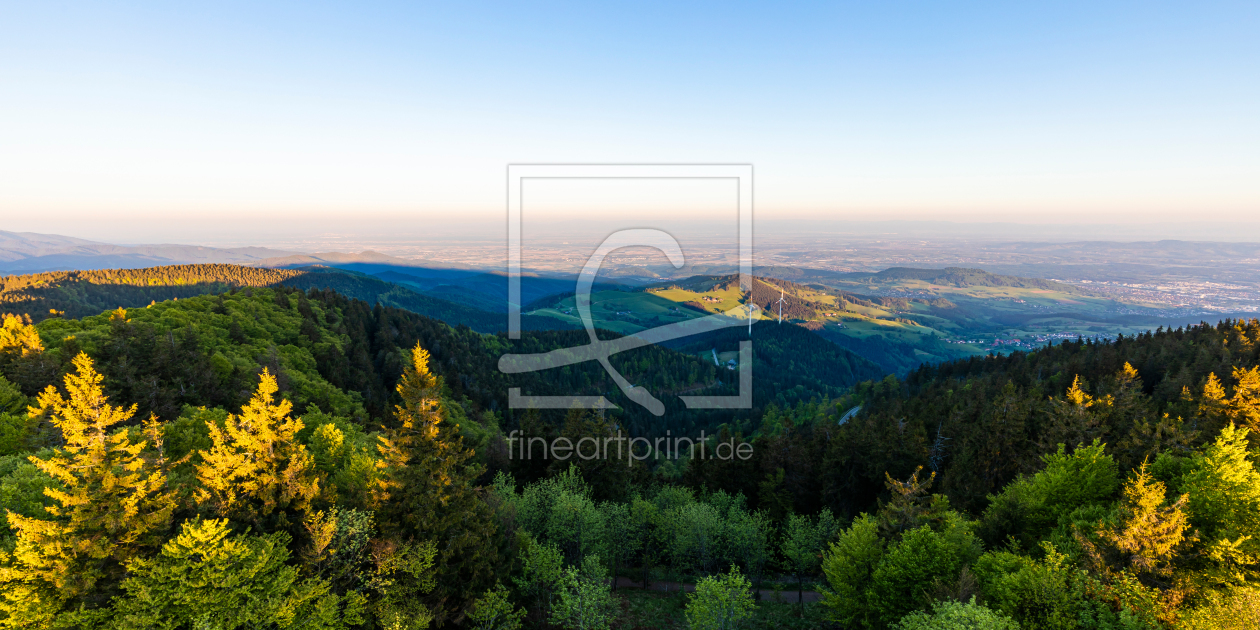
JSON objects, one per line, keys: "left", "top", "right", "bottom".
{"left": 1180, "top": 423, "right": 1260, "bottom": 585}
{"left": 972, "top": 544, "right": 1147, "bottom": 630}
{"left": 720, "top": 501, "right": 773, "bottom": 590}
{"left": 301, "top": 507, "right": 376, "bottom": 596}
{"left": 781, "top": 509, "right": 837, "bottom": 609}
{"left": 0, "top": 354, "right": 175, "bottom": 624}
{"left": 28, "top": 287, "right": 366, "bottom": 421}
{"left": 685, "top": 566, "right": 756, "bottom": 630}
{"left": 667, "top": 500, "right": 722, "bottom": 578}
{"left": 550, "top": 555, "right": 617, "bottom": 630}
{"left": 599, "top": 501, "right": 638, "bottom": 589}
{"left": 548, "top": 486, "right": 608, "bottom": 568}
{"left": 869, "top": 526, "right": 967, "bottom": 627}
{"left": 300, "top": 411, "right": 381, "bottom": 508}
{"left": 373, "top": 345, "right": 498, "bottom": 621}
{"left": 469, "top": 584, "right": 525, "bottom": 630}
{"left": 0, "top": 377, "right": 30, "bottom": 456}
{"left": 979, "top": 440, "right": 1120, "bottom": 549}
{"left": 363, "top": 540, "right": 439, "bottom": 630}
{"left": 499, "top": 466, "right": 604, "bottom": 566}
{"left": 821, "top": 514, "right": 885, "bottom": 629}
{"left": 112, "top": 518, "right": 362, "bottom": 630}
{"left": 3, "top": 270, "right": 1260, "bottom": 630}
{"left": 822, "top": 507, "right": 981, "bottom": 630}
{"left": 0, "top": 453, "right": 59, "bottom": 538}
{"left": 1178, "top": 585, "right": 1260, "bottom": 630}
{"left": 893, "top": 597, "right": 1019, "bottom": 630}
{"left": 513, "top": 534, "right": 566, "bottom": 622}
{"left": 0, "top": 415, "right": 30, "bottom": 459}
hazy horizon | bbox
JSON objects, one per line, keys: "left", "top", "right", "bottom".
{"left": 6, "top": 218, "right": 1260, "bottom": 252}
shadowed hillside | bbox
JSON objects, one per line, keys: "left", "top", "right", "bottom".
{"left": 0, "top": 263, "right": 571, "bottom": 333}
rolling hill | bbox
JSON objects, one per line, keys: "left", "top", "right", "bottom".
{"left": 2, "top": 272, "right": 883, "bottom": 436}
{"left": 0, "top": 264, "right": 570, "bottom": 333}
{"left": 838, "top": 266, "right": 1087, "bottom": 293}
{"left": 0, "top": 230, "right": 297, "bottom": 272}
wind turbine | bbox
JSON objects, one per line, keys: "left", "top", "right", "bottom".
{"left": 776, "top": 288, "right": 786, "bottom": 323}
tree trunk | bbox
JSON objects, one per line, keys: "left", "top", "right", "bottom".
{"left": 798, "top": 571, "right": 805, "bottom": 616}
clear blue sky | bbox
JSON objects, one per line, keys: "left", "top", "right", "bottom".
{"left": 2, "top": 1, "right": 1257, "bottom": 241}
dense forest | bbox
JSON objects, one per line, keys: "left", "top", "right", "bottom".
{"left": 1, "top": 271, "right": 1259, "bottom": 628}
{"left": 0, "top": 264, "right": 567, "bottom": 333}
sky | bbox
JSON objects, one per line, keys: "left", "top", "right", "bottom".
{"left": 1, "top": 1, "right": 1258, "bottom": 244}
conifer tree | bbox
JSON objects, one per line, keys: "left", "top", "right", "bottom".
{"left": 112, "top": 518, "right": 363, "bottom": 630}
{"left": 0, "top": 313, "right": 42, "bottom": 359}
{"left": 1227, "top": 366, "right": 1260, "bottom": 440}
{"left": 877, "top": 466, "right": 937, "bottom": 540}
{"left": 1181, "top": 423, "right": 1260, "bottom": 584}
{"left": 1100, "top": 462, "right": 1191, "bottom": 579}
{"left": 1199, "top": 373, "right": 1230, "bottom": 433}
{"left": 1043, "top": 375, "right": 1110, "bottom": 453}
{"left": 0, "top": 353, "right": 174, "bottom": 626}
{"left": 373, "top": 344, "right": 498, "bottom": 622}
{"left": 195, "top": 368, "right": 320, "bottom": 521}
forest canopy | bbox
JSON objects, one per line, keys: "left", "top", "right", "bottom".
{"left": 0, "top": 267, "right": 1259, "bottom": 629}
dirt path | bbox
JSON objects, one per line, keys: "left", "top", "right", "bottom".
{"left": 613, "top": 577, "right": 823, "bottom": 603}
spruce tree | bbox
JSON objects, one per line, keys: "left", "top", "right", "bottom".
{"left": 373, "top": 344, "right": 498, "bottom": 622}
{"left": 1043, "top": 375, "right": 1110, "bottom": 453}
{"left": 0, "top": 313, "right": 42, "bottom": 359}
{"left": 195, "top": 368, "right": 320, "bottom": 522}
{"left": 1227, "top": 367, "right": 1260, "bottom": 442}
{"left": 0, "top": 353, "right": 174, "bottom": 626}
{"left": 1100, "top": 462, "right": 1191, "bottom": 580}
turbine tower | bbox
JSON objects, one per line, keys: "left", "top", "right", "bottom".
{"left": 776, "top": 288, "right": 786, "bottom": 323}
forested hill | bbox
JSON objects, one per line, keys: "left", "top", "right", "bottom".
{"left": 1, "top": 285, "right": 880, "bottom": 439}
{"left": 843, "top": 266, "right": 1085, "bottom": 292}
{"left": 690, "top": 317, "right": 1260, "bottom": 518}
{"left": 5, "top": 283, "right": 1260, "bottom": 626}
{"left": 0, "top": 263, "right": 567, "bottom": 333}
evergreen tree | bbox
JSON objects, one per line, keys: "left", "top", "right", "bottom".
{"left": 0, "top": 314, "right": 42, "bottom": 360}
{"left": 0, "top": 353, "right": 174, "bottom": 627}
{"left": 1042, "top": 375, "right": 1110, "bottom": 454}
{"left": 194, "top": 368, "right": 320, "bottom": 522}
{"left": 1099, "top": 462, "right": 1192, "bottom": 580}
{"left": 1227, "top": 367, "right": 1260, "bottom": 442}
{"left": 877, "top": 466, "right": 938, "bottom": 540}
{"left": 111, "top": 518, "right": 363, "bottom": 630}
{"left": 1181, "top": 423, "right": 1260, "bottom": 585}
{"left": 1198, "top": 373, "right": 1230, "bottom": 434}
{"left": 373, "top": 344, "right": 498, "bottom": 622}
